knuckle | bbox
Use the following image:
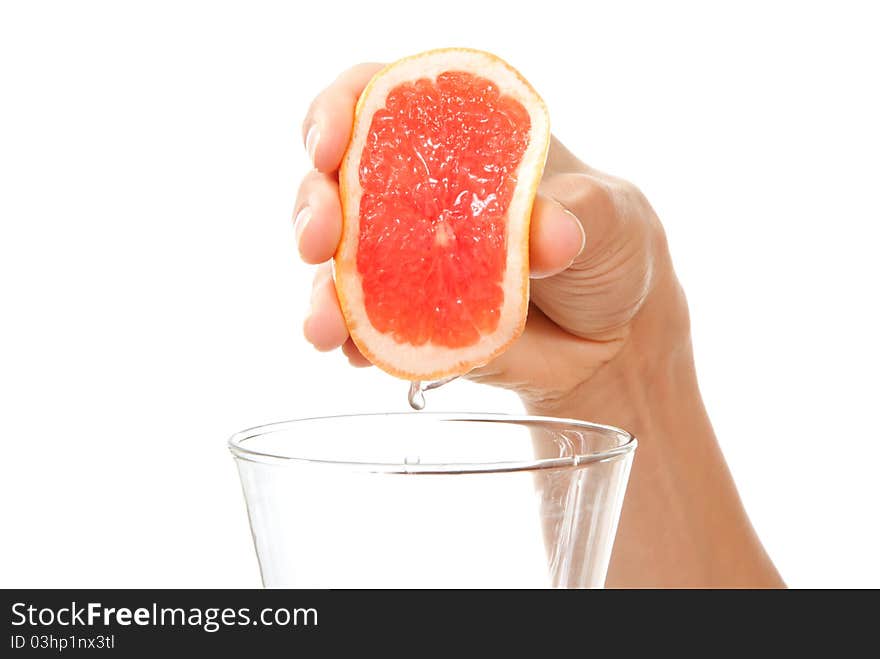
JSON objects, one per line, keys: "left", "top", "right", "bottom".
{"left": 546, "top": 172, "right": 615, "bottom": 218}
{"left": 580, "top": 177, "right": 616, "bottom": 215}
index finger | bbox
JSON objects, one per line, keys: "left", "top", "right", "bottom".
{"left": 301, "top": 62, "right": 385, "bottom": 173}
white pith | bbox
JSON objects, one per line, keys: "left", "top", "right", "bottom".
{"left": 336, "top": 49, "right": 550, "bottom": 380}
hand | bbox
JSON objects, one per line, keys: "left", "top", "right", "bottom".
{"left": 294, "top": 63, "right": 783, "bottom": 587}
{"left": 295, "top": 63, "right": 687, "bottom": 412}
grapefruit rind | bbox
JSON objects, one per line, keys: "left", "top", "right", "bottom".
{"left": 335, "top": 48, "right": 550, "bottom": 381}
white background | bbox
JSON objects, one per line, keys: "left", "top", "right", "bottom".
{"left": 1, "top": 0, "right": 878, "bottom": 588}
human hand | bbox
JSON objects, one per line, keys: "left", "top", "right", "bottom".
{"left": 295, "top": 63, "right": 688, "bottom": 412}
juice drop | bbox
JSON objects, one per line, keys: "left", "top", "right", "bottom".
{"left": 407, "top": 376, "right": 460, "bottom": 410}
{"left": 408, "top": 381, "right": 425, "bottom": 410}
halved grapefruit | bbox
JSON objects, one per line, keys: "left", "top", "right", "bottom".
{"left": 335, "top": 48, "right": 550, "bottom": 380}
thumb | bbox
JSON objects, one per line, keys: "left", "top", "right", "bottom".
{"left": 528, "top": 193, "right": 586, "bottom": 279}
{"left": 531, "top": 172, "right": 656, "bottom": 340}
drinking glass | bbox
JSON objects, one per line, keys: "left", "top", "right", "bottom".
{"left": 230, "top": 412, "right": 636, "bottom": 588}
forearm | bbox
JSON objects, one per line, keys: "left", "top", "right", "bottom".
{"left": 526, "top": 274, "right": 784, "bottom": 588}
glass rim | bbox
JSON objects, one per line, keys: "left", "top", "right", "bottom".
{"left": 228, "top": 412, "right": 637, "bottom": 475}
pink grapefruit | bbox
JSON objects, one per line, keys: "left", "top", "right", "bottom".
{"left": 335, "top": 48, "right": 550, "bottom": 380}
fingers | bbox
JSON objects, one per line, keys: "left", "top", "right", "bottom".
{"left": 298, "top": 64, "right": 385, "bottom": 367}
{"left": 303, "top": 264, "right": 373, "bottom": 368}
{"left": 529, "top": 194, "right": 586, "bottom": 279}
{"left": 301, "top": 62, "right": 385, "bottom": 172}
{"left": 303, "top": 263, "right": 349, "bottom": 352}
{"left": 294, "top": 170, "right": 342, "bottom": 264}
{"left": 295, "top": 65, "right": 385, "bottom": 263}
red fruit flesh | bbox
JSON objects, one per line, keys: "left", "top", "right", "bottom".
{"left": 356, "top": 71, "right": 531, "bottom": 348}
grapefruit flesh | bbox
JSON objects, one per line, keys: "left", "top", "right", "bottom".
{"left": 357, "top": 72, "right": 531, "bottom": 349}
{"left": 336, "top": 49, "right": 550, "bottom": 380}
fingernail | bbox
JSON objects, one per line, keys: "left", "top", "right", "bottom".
{"left": 293, "top": 206, "right": 312, "bottom": 244}
{"left": 305, "top": 124, "right": 320, "bottom": 167}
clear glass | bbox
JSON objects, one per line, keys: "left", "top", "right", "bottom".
{"left": 229, "top": 412, "right": 636, "bottom": 588}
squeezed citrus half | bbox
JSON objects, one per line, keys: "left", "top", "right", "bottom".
{"left": 336, "top": 49, "right": 550, "bottom": 380}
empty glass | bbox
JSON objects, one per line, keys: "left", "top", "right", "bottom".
{"left": 230, "top": 413, "right": 636, "bottom": 588}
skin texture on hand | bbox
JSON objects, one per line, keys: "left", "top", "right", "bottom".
{"left": 294, "top": 63, "right": 784, "bottom": 588}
